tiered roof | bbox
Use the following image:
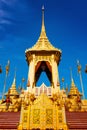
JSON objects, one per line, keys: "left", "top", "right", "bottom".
{"left": 25, "top": 6, "right": 61, "bottom": 53}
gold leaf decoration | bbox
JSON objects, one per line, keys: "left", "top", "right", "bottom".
{"left": 46, "top": 109, "right": 53, "bottom": 124}
{"left": 33, "top": 109, "right": 40, "bottom": 124}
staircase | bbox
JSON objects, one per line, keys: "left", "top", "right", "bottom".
{"left": 0, "top": 112, "right": 20, "bottom": 129}
{"left": 66, "top": 111, "right": 87, "bottom": 130}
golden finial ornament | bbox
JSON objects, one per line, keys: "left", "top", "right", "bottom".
{"left": 77, "top": 60, "right": 81, "bottom": 73}
{"left": 22, "top": 78, "right": 25, "bottom": 83}
{"left": 62, "top": 78, "right": 64, "bottom": 82}
{"left": 6, "top": 60, "right": 10, "bottom": 76}
{"left": 77, "top": 60, "right": 85, "bottom": 99}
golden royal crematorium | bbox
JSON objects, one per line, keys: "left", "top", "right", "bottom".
{"left": 0, "top": 6, "right": 87, "bottom": 130}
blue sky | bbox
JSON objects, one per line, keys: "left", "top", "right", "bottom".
{"left": 0, "top": 0, "right": 87, "bottom": 98}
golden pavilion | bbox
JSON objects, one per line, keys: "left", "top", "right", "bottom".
{"left": 0, "top": 6, "right": 87, "bottom": 130}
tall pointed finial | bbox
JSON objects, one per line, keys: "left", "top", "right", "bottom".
{"left": 12, "top": 68, "right": 16, "bottom": 85}
{"left": 70, "top": 67, "right": 76, "bottom": 87}
{"left": 70, "top": 67, "right": 73, "bottom": 82}
{"left": 41, "top": 5, "right": 45, "bottom": 32}
{"left": 14, "top": 68, "right": 16, "bottom": 79}
{"left": 42, "top": 5, "right": 44, "bottom": 24}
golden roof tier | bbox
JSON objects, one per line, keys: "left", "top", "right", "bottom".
{"left": 68, "top": 78, "right": 82, "bottom": 97}
{"left": 25, "top": 6, "right": 61, "bottom": 56}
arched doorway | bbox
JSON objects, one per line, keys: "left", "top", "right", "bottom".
{"left": 35, "top": 61, "right": 52, "bottom": 86}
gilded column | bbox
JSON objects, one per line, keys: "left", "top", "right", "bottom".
{"left": 51, "top": 54, "right": 60, "bottom": 93}
{"left": 27, "top": 54, "right": 35, "bottom": 92}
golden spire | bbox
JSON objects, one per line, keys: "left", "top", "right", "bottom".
{"left": 71, "top": 78, "right": 76, "bottom": 88}
{"left": 68, "top": 77, "right": 81, "bottom": 97}
{"left": 68, "top": 68, "right": 82, "bottom": 97}
{"left": 11, "top": 74, "right": 16, "bottom": 88}
{"left": 25, "top": 6, "right": 61, "bottom": 52}
{"left": 11, "top": 69, "right": 16, "bottom": 88}
{"left": 8, "top": 70, "right": 19, "bottom": 96}
{"left": 70, "top": 68, "right": 76, "bottom": 88}
{"left": 40, "top": 5, "right": 46, "bottom": 36}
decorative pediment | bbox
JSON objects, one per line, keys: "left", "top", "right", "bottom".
{"left": 33, "top": 93, "right": 53, "bottom": 106}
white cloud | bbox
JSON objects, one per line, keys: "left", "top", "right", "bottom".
{"left": 1, "top": 0, "right": 17, "bottom": 6}
{"left": 0, "top": 9, "right": 11, "bottom": 18}
{"left": 0, "top": 19, "right": 11, "bottom": 24}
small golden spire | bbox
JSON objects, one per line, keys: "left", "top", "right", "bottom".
{"left": 70, "top": 68, "right": 75, "bottom": 87}
{"left": 12, "top": 68, "right": 16, "bottom": 86}
{"left": 11, "top": 74, "right": 16, "bottom": 89}
{"left": 71, "top": 78, "right": 75, "bottom": 87}
{"left": 9, "top": 72, "right": 19, "bottom": 96}
{"left": 68, "top": 75, "right": 82, "bottom": 97}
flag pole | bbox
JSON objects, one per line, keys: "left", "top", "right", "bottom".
{"left": 62, "top": 78, "right": 65, "bottom": 89}
{"left": 22, "top": 78, "right": 25, "bottom": 89}
{"left": 2, "top": 74, "right": 7, "bottom": 100}
{"left": 2, "top": 60, "right": 10, "bottom": 100}
{"left": 77, "top": 60, "right": 85, "bottom": 99}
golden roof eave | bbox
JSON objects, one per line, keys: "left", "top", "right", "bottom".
{"left": 25, "top": 32, "right": 62, "bottom": 53}
{"left": 25, "top": 48, "right": 62, "bottom": 53}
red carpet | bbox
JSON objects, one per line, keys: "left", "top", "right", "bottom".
{"left": 66, "top": 111, "right": 87, "bottom": 129}
{"left": 0, "top": 112, "right": 20, "bottom": 129}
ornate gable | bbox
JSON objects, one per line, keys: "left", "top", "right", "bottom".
{"left": 33, "top": 93, "right": 53, "bottom": 106}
